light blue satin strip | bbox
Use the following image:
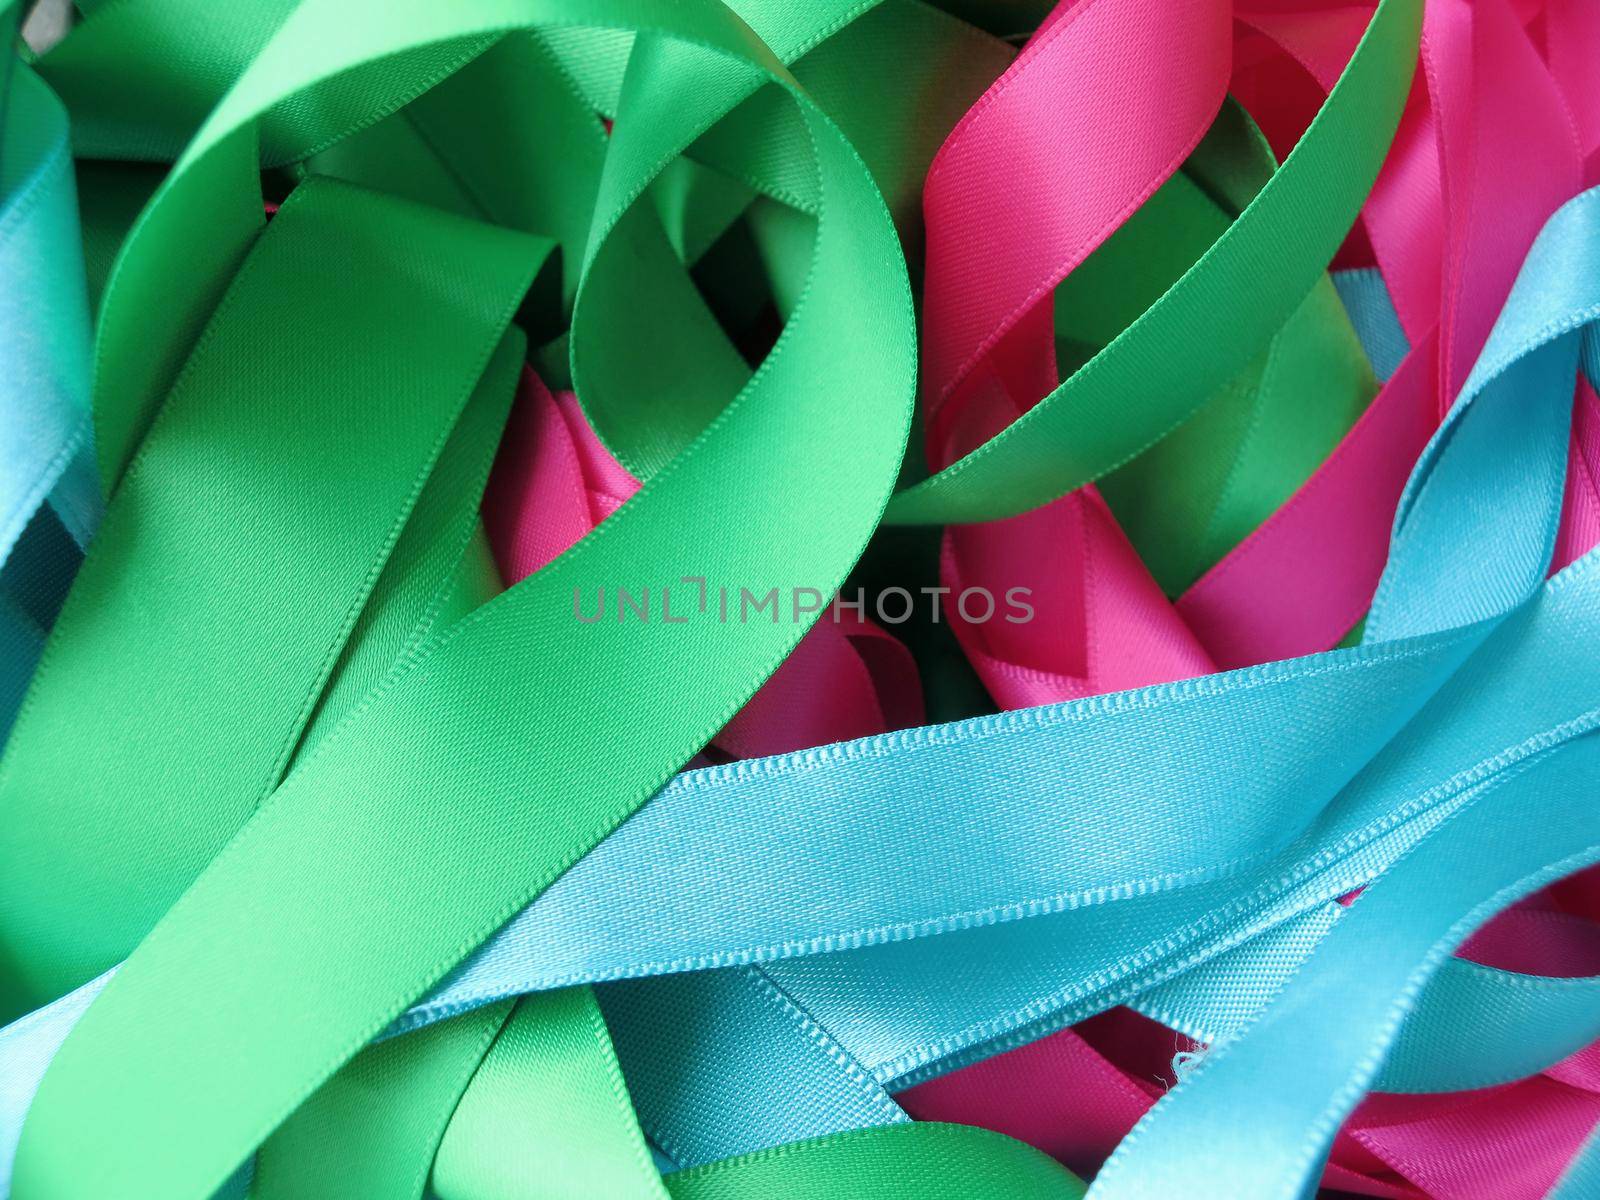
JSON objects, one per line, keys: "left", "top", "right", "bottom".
{"left": 1079, "top": 182, "right": 1600, "bottom": 1199}
{"left": 0, "top": 57, "right": 97, "bottom": 740}
{"left": 1551, "top": 1119, "right": 1600, "bottom": 1200}
{"left": 599, "top": 966, "right": 907, "bottom": 1167}
{"left": 1088, "top": 726, "right": 1600, "bottom": 1199}
{"left": 757, "top": 568, "right": 1600, "bottom": 1085}
{"left": 0, "top": 59, "right": 96, "bottom": 560}
{"left": 429, "top": 633, "right": 1465, "bottom": 1004}
{"left": 0, "top": 968, "right": 99, "bottom": 1190}
{"left": 1136, "top": 900, "right": 1600, "bottom": 1095}
{"left": 1332, "top": 265, "right": 1408, "bottom": 381}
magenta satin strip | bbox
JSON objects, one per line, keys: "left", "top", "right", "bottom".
{"left": 918, "top": 0, "right": 1230, "bottom": 431}
{"left": 926, "top": 0, "right": 1229, "bottom": 706}
{"left": 1554, "top": 384, "right": 1600, "bottom": 574}
{"left": 938, "top": 0, "right": 1590, "bottom": 685}
{"left": 1541, "top": 0, "right": 1600, "bottom": 181}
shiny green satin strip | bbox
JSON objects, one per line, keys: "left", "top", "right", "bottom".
{"left": 21, "top": 3, "right": 1005, "bottom": 1194}
{"left": 0, "top": 176, "right": 545, "bottom": 1016}
{"left": 664, "top": 1124, "right": 1087, "bottom": 1199}
{"left": 296, "top": 408, "right": 519, "bottom": 756}
{"left": 565, "top": 0, "right": 1002, "bottom": 480}
{"left": 253, "top": 1003, "right": 515, "bottom": 1199}
{"left": 39, "top": 0, "right": 1004, "bottom": 481}
{"left": 252, "top": 6, "right": 1004, "bottom": 1188}
{"left": 13, "top": 4, "right": 916, "bottom": 1200}
{"left": 883, "top": 0, "right": 1420, "bottom": 524}
{"left": 431, "top": 990, "right": 670, "bottom": 1200}
{"left": 257, "top": 482, "right": 516, "bottom": 1200}
{"left": 304, "top": 30, "right": 608, "bottom": 311}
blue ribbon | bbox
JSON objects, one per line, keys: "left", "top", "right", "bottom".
{"left": 0, "top": 57, "right": 97, "bottom": 741}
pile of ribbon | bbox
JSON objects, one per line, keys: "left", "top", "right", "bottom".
{"left": 3, "top": 0, "right": 1600, "bottom": 1195}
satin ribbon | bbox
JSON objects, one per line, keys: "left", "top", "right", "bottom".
{"left": 0, "top": 55, "right": 95, "bottom": 740}
{"left": 4, "top": 0, "right": 1600, "bottom": 1196}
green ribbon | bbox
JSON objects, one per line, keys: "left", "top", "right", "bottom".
{"left": 12, "top": 2, "right": 916, "bottom": 1196}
